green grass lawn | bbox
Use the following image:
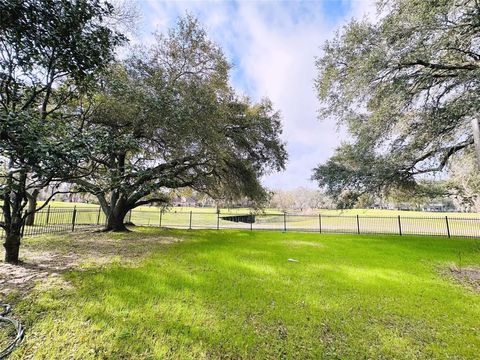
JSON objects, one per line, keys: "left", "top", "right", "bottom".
{"left": 8, "top": 228, "right": 480, "bottom": 359}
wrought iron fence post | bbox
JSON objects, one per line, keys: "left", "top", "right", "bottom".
{"left": 319, "top": 214, "right": 322, "bottom": 233}
{"left": 217, "top": 212, "right": 220, "bottom": 230}
{"left": 398, "top": 215, "right": 402, "bottom": 236}
{"left": 356, "top": 215, "right": 360, "bottom": 234}
{"left": 46, "top": 205, "right": 51, "bottom": 225}
{"left": 283, "top": 212, "right": 287, "bottom": 232}
{"left": 96, "top": 207, "right": 101, "bottom": 225}
{"left": 159, "top": 209, "right": 162, "bottom": 228}
{"left": 445, "top": 216, "right": 451, "bottom": 238}
{"left": 71, "top": 206, "right": 77, "bottom": 232}
{"left": 189, "top": 211, "right": 192, "bottom": 230}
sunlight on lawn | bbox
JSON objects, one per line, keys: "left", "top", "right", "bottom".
{"left": 10, "top": 229, "right": 480, "bottom": 359}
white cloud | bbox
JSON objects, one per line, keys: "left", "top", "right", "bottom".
{"left": 229, "top": 2, "right": 340, "bottom": 189}
{"left": 349, "top": 0, "right": 378, "bottom": 21}
{"left": 137, "top": 0, "right": 376, "bottom": 189}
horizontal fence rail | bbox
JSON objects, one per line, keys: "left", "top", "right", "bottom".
{"left": 1, "top": 207, "right": 480, "bottom": 239}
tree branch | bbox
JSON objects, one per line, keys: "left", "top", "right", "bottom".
{"left": 400, "top": 59, "right": 479, "bottom": 71}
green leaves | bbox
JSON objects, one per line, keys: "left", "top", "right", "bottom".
{"left": 0, "top": 0, "right": 126, "bottom": 87}
{"left": 313, "top": 0, "right": 480, "bottom": 206}
{"left": 0, "top": 0, "right": 126, "bottom": 260}
{"left": 80, "top": 16, "right": 287, "bottom": 214}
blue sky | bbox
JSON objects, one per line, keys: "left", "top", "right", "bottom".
{"left": 132, "top": 0, "right": 376, "bottom": 189}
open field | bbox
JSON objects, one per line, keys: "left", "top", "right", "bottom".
{"left": 35, "top": 201, "right": 480, "bottom": 218}
{"left": 2, "top": 228, "right": 480, "bottom": 359}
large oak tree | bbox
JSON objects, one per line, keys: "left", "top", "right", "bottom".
{"left": 75, "top": 17, "right": 287, "bottom": 231}
{"left": 312, "top": 0, "right": 480, "bottom": 205}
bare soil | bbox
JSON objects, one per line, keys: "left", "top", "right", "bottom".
{"left": 448, "top": 265, "right": 480, "bottom": 292}
{"left": 0, "top": 229, "right": 182, "bottom": 300}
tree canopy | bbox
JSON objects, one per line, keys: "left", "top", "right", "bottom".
{"left": 312, "top": 0, "right": 480, "bottom": 205}
{"left": 75, "top": 17, "right": 287, "bottom": 231}
{"left": 0, "top": 0, "right": 125, "bottom": 262}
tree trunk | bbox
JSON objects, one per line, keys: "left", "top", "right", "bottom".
{"left": 3, "top": 228, "right": 22, "bottom": 263}
{"left": 97, "top": 189, "right": 134, "bottom": 232}
{"left": 25, "top": 190, "right": 39, "bottom": 226}
{"left": 105, "top": 207, "right": 130, "bottom": 232}
{"left": 2, "top": 167, "right": 28, "bottom": 264}
{"left": 472, "top": 118, "right": 480, "bottom": 169}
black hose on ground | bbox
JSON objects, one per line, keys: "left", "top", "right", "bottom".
{"left": 0, "top": 304, "right": 24, "bottom": 358}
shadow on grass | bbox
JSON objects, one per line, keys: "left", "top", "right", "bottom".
{"left": 11, "top": 229, "right": 480, "bottom": 359}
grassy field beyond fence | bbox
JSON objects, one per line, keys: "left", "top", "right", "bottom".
{"left": 29, "top": 201, "right": 480, "bottom": 218}
{"left": 1, "top": 202, "right": 480, "bottom": 239}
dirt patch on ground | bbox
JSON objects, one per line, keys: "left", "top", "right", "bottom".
{"left": 0, "top": 228, "right": 182, "bottom": 299}
{"left": 446, "top": 266, "right": 480, "bottom": 292}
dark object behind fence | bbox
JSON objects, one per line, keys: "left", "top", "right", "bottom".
{"left": 221, "top": 215, "right": 256, "bottom": 224}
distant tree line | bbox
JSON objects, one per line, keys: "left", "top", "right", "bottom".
{"left": 269, "top": 188, "right": 334, "bottom": 212}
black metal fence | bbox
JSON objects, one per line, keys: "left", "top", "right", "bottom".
{"left": 1, "top": 207, "right": 480, "bottom": 239}
{"left": 129, "top": 210, "right": 480, "bottom": 238}
{"left": 0, "top": 207, "right": 106, "bottom": 239}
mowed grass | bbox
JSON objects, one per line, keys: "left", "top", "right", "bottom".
{"left": 10, "top": 228, "right": 480, "bottom": 359}
{"left": 36, "top": 201, "right": 480, "bottom": 218}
